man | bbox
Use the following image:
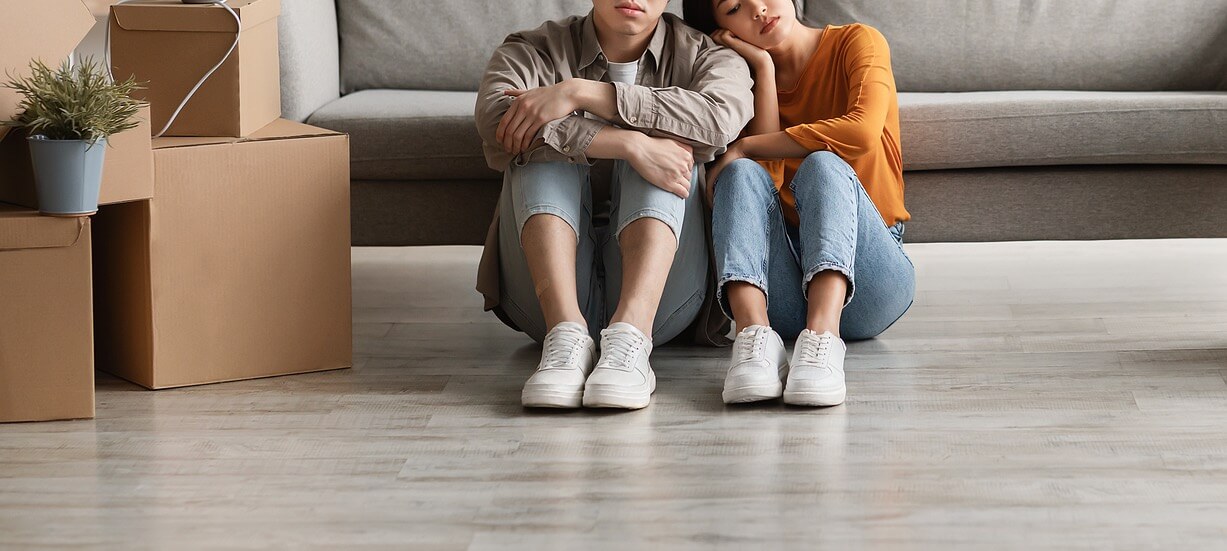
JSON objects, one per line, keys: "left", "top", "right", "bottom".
{"left": 474, "top": 0, "right": 753, "bottom": 410}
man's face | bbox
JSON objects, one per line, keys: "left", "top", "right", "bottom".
{"left": 592, "top": 0, "right": 670, "bottom": 37}
{"left": 712, "top": 0, "right": 797, "bottom": 49}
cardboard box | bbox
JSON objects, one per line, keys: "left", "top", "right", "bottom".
{"left": 92, "top": 119, "right": 351, "bottom": 389}
{"left": 0, "top": 205, "right": 94, "bottom": 423}
{"left": 0, "top": 0, "right": 97, "bottom": 142}
{"left": 0, "top": 103, "right": 154, "bottom": 209}
{"left": 108, "top": 0, "right": 282, "bottom": 137}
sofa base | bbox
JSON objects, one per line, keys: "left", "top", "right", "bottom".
{"left": 352, "top": 179, "right": 498, "bottom": 246}
{"left": 903, "top": 165, "right": 1227, "bottom": 242}
{"left": 351, "top": 165, "right": 1227, "bottom": 246}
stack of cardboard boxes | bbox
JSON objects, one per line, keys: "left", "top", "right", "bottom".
{"left": 1, "top": 0, "right": 352, "bottom": 423}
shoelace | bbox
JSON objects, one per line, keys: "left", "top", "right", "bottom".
{"left": 734, "top": 328, "right": 768, "bottom": 365}
{"left": 597, "top": 328, "right": 642, "bottom": 371}
{"left": 796, "top": 332, "right": 833, "bottom": 370}
{"left": 540, "top": 329, "right": 585, "bottom": 369}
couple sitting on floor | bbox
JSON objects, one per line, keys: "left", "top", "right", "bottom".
{"left": 474, "top": 0, "right": 915, "bottom": 410}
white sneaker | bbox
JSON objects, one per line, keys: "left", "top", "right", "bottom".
{"left": 783, "top": 329, "right": 847, "bottom": 406}
{"left": 521, "top": 322, "right": 596, "bottom": 408}
{"left": 582, "top": 322, "right": 655, "bottom": 409}
{"left": 722, "top": 325, "right": 789, "bottom": 404}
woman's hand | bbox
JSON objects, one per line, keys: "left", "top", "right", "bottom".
{"left": 497, "top": 81, "right": 579, "bottom": 155}
{"left": 711, "top": 29, "right": 772, "bottom": 72}
{"left": 705, "top": 141, "right": 747, "bottom": 207}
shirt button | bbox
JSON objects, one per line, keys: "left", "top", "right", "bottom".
{"left": 562, "top": 145, "right": 571, "bottom": 152}
{"left": 628, "top": 116, "right": 637, "bottom": 123}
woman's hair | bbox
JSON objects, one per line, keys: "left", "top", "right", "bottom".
{"left": 682, "top": 0, "right": 719, "bottom": 36}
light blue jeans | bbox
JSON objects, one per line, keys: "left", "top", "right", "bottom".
{"left": 711, "top": 152, "right": 915, "bottom": 340}
{"left": 496, "top": 160, "right": 708, "bottom": 344}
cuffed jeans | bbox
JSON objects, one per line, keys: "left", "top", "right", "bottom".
{"left": 712, "top": 152, "right": 915, "bottom": 340}
{"left": 497, "top": 160, "right": 708, "bottom": 344}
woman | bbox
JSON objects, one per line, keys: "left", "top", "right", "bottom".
{"left": 683, "top": 0, "right": 916, "bottom": 407}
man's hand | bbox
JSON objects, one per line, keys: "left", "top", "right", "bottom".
{"left": 705, "top": 140, "right": 747, "bottom": 207}
{"left": 625, "top": 133, "right": 695, "bottom": 199}
{"left": 496, "top": 80, "right": 580, "bottom": 155}
{"left": 711, "top": 30, "right": 772, "bottom": 72}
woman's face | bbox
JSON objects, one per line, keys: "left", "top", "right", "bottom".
{"left": 711, "top": 0, "right": 797, "bottom": 49}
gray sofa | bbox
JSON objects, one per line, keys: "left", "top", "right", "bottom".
{"left": 279, "top": 0, "right": 1227, "bottom": 246}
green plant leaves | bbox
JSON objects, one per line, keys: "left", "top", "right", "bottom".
{"left": 2, "top": 57, "right": 145, "bottom": 144}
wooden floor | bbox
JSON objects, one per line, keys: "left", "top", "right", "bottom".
{"left": 3, "top": 240, "right": 1227, "bottom": 549}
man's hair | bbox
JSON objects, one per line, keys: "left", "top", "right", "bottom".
{"left": 682, "top": 0, "right": 719, "bottom": 36}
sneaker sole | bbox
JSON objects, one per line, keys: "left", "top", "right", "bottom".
{"left": 783, "top": 386, "right": 846, "bottom": 407}
{"left": 521, "top": 387, "right": 583, "bottom": 408}
{"left": 582, "top": 373, "right": 656, "bottom": 410}
{"left": 722, "top": 381, "right": 783, "bottom": 404}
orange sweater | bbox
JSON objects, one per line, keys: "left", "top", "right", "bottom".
{"left": 761, "top": 23, "right": 909, "bottom": 227}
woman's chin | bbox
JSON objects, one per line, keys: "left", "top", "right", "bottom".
{"left": 751, "top": 34, "right": 787, "bottom": 51}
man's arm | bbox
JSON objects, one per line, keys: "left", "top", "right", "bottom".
{"left": 587, "top": 126, "right": 695, "bottom": 198}
{"left": 475, "top": 37, "right": 611, "bottom": 171}
{"left": 569, "top": 43, "right": 755, "bottom": 163}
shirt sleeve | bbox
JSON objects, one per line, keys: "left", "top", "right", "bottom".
{"left": 782, "top": 24, "right": 895, "bottom": 159}
{"left": 474, "top": 35, "right": 610, "bottom": 171}
{"left": 606, "top": 41, "right": 754, "bottom": 163}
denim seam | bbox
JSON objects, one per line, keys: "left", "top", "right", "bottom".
{"left": 716, "top": 275, "right": 769, "bottom": 322}
{"left": 615, "top": 207, "right": 682, "bottom": 243}
{"left": 803, "top": 262, "right": 855, "bottom": 308}
{"left": 518, "top": 205, "right": 582, "bottom": 245}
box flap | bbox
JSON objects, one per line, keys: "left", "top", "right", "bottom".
{"left": 246, "top": 119, "right": 343, "bottom": 141}
{"left": 0, "top": 205, "right": 87, "bottom": 251}
{"left": 111, "top": 0, "right": 279, "bottom": 34}
{"left": 152, "top": 118, "right": 342, "bottom": 150}
{"left": 0, "top": 0, "right": 96, "bottom": 142}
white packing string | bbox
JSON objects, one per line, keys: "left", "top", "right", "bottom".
{"left": 104, "top": 0, "right": 241, "bottom": 137}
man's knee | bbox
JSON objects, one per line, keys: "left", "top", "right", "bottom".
{"left": 505, "top": 161, "right": 586, "bottom": 242}
{"left": 612, "top": 161, "right": 692, "bottom": 243}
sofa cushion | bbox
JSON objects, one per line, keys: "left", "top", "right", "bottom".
{"left": 313, "top": 89, "right": 1227, "bottom": 181}
{"left": 307, "top": 89, "right": 495, "bottom": 181}
{"left": 899, "top": 91, "right": 1227, "bottom": 171}
{"left": 338, "top": 1, "right": 683, "bottom": 93}
{"left": 802, "top": 0, "right": 1227, "bottom": 92}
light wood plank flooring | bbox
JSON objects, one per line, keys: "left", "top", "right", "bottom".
{"left": 3, "top": 240, "right": 1227, "bottom": 549}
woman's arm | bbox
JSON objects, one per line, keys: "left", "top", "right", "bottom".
{"left": 775, "top": 24, "right": 895, "bottom": 159}
{"left": 728, "top": 24, "right": 896, "bottom": 163}
{"left": 711, "top": 30, "right": 780, "bottom": 137}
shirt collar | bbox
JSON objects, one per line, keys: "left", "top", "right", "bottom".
{"left": 578, "top": 11, "right": 669, "bottom": 71}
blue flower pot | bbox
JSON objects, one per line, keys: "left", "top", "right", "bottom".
{"left": 26, "top": 136, "right": 107, "bottom": 217}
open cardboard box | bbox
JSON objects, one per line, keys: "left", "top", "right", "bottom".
{"left": 0, "top": 205, "right": 95, "bottom": 423}
{"left": 1, "top": 0, "right": 153, "bottom": 209}
{"left": 108, "top": 0, "right": 282, "bottom": 137}
{"left": 93, "top": 119, "right": 352, "bottom": 389}
{"left": 0, "top": 0, "right": 97, "bottom": 143}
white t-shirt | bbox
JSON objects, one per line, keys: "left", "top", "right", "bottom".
{"left": 606, "top": 60, "right": 639, "bottom": 86}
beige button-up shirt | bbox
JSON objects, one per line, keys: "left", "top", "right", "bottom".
{"left": 474, "top": 12, "right": 754, "bottom": 345}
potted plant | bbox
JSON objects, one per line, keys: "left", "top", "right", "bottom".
{"left": 2, "top": 57, "right": 142, "bottom": 217}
